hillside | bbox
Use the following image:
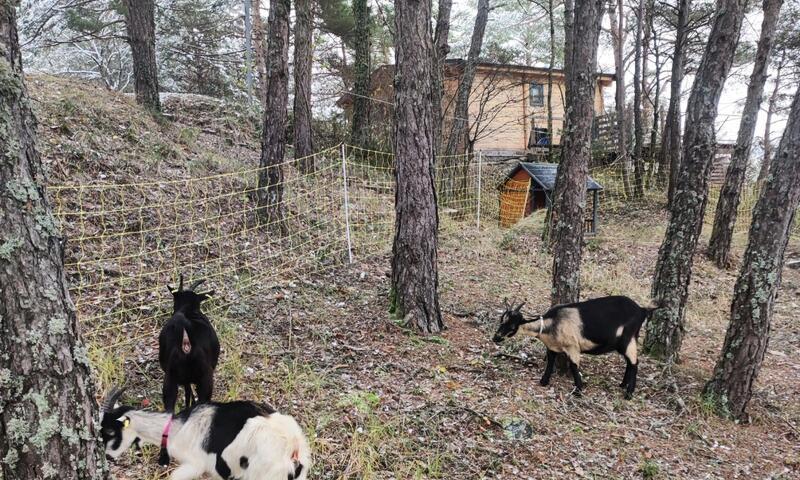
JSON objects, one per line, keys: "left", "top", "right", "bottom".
{"left": 30, "top": 76, "right": 800, "bottom": 479}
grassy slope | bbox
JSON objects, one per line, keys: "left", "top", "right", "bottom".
{"left": 30, "top": 76, "right": 799, "bottom": 479}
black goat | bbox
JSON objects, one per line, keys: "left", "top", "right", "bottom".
{"left": 158, "top": 274, "right": 220, "bottom": 464}
{"left": 492, "top": 296, "right": 658, "bottom": 399}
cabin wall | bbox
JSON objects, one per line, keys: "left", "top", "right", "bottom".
{"left": 345, "top": 65, "right": 612, "bottom": 154}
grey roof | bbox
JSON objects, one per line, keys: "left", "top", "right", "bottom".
{"left": 506, "top": 162, "right": 603, "bottom": 191}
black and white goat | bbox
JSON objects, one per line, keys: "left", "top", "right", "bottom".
{"left": 159, "top": 275, "right": 220, "bottom": 464}
{"left": 492, "top": 296, "right": 658, "bottom": 399}
{"left": 101, "top": 387, "right": 311, "bottom": 480}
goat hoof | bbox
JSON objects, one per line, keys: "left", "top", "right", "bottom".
{"left": 158, "top": 450, "right": 170, "bottom": 467}
{"left": 539, "top": 379, "right": 550, "bottom": 387}
{"left": 572, "top": 388, "right": 583, "bottom": 397}
{"left": 624, "top": 391, "right": 634, "bottom": 400}
{"left": 619, "top": 381, "right": 628, "bottom": 388}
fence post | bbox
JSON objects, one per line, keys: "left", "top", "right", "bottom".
{"left": 340, "top": 144, "right": 354, "bottom": 264}
{"left": 476, "top": 150, "right": 482, "bottom": 229}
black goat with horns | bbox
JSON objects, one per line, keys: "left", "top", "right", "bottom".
{"left": 158, "top": 274, "right": 220, "bottom": 465}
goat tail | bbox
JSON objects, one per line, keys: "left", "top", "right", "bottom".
{"left": 643, "top": 298, "right": 664, "bottom": 320}
{"left": 166, "top": 313, "right": 193, "bottom": 355}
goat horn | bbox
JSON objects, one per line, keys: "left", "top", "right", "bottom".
{"left": 514, "top": 302, "right": 526, "bottom": 312}
{"left": 502, "top": 297, "right": 510, "bottom": 309}
{"left": 188, "top": 279, "right": 206, "bottom": 291}
{"left": 178, "top": 273, "right": 184, "bottom": 292}
{"left": 102, "top": 385, "right": 126, "bottom": 413}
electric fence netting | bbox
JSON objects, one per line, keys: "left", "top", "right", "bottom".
{"left": 49, "top": 146, "right": 796, "bottom": 368}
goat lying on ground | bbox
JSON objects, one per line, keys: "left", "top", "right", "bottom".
{"left": 101, "top": 387, "right": 311, "bottom": 480}
{"left": 492, "top": 296, "right": 659, "bottom": 399}
{"left": 159, "top": 274, "right": 220, "bottom": 464}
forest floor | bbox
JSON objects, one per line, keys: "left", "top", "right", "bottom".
{"left": 30, "top": 76, "right": 800, "bottom": 479}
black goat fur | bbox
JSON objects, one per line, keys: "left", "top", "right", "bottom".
{"left": 158, "top": 275, "right": 220, "bottom": 465}
{"left": 493, "top": 295, "right": 659, "bottom": 399}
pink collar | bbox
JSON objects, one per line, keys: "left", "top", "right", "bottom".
{"left": 161, "top": 418, "right": 173, "bottom": 448}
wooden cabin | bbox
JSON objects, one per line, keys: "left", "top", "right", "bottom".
{"left": 338, "top": 60, "right": 616, "bottom": 156}
{"left": 499, "top": 162, "right": 603, "bottom": 233}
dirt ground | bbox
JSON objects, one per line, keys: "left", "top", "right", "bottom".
{"left": 105, "top": 214, "right": 800, "bottom": 480}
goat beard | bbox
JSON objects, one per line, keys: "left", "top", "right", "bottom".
{"left": 182, "top": 330, "right": 192, "bottom": 354}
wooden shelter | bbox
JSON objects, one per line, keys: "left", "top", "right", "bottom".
{"left": 498, "top": 162, "right": 603, "bottom": 233}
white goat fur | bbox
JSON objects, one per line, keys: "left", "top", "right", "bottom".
{"left": 106, "top": 405, "right": 310, "bottom": 480}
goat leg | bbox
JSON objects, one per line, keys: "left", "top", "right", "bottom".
{"left": 620, "top": 359, "right": 634, "bottom": 388}
{"left": 568, "top": 361, "right": 583, "bottom": 395}
{"left": 624, "top": 363, "right": 638, "bottom": 400}
{"left": 162, "top": 375, "right": 178, "bottom": 414}
{"left": 183, "top": 384, "right": 193, "bottom": 409}
{"left": 540, "top": 350, "right": 557, "bottom": 386}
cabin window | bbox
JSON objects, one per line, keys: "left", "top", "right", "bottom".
{"left": 529, "top": 82, "right": 544, "bottom": 106}
{"left": 532, "top": 127, "right": 550, "bottom": 145}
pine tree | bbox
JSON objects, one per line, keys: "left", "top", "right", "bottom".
{"left": 0, "top": 5, "right": 108, "bottom": 478}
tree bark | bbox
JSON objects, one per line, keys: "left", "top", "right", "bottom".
{"left": 0, "top": 6, "right": 108, "bottom": 479}
{"left": 547, "top": 0, "right": 555, "bottom": 161}
{"left": 550, "top": 0, "right": 605, "bottom": 304}
{"left": 658, "top": 0, "right": 690, "bottom": 192}
{"left": 649, "top": 19, "right": 662, "bottom": 172}
{"left": 293, "top": 0, "right": 315, "bottom": 172}
{"left": 608, "top": 0, "right": 632, "bottom": 196}
{"left": 122, "top": 0, "right": 160, "bottom": 112}
{"left": 758, "top": 55, "right": 784, "bottom": 183}
{"left": 391, "top": 0, "right": 443, "bottom": 333}
{"left": 432, "top": 0, "right": 452, "bottom": 154}
{"left": 257, "top": 0, "right": 290, "bottom": 229}
{"left": 443, "top": 0, "right": 490, "bottom": 157}
{"left": 253, "top": 0, "right": 269, "bottom": 107}
{"left": 562, "top": 0, "right": 574, "bottom": 106}
{"left": 645, "top": 0, "right": 747, "bottom": 361}
{"left": 703, "top": 83, "right": 800, "bottom": 420}
{"left": 350, "top": 0, "right": 371, "bottom": 148}
{"left": 632, "top": 0, "right": 646, "bottom": 197}
{"left": 707, "top": 0, "right": 783, "bottom": 268}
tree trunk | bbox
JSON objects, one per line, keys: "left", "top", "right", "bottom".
{"left": 257, "top": 0, "right": 290, "bottom": 229}
{"left": 703, "top": 83, "right": 800, "bottom": 420}
{"left": 608, "top": 0, "right": 632, "bottom": 196}
{"left": 443, "top": 0, "right": 490, "bottom": 157}
{"left": 0, "top": 6, "right": 108, "bottom": 479}
{"left": 547, "top": 0, "right": 555, "bottom": 161}
{"left": 658, "top": 0, "right": 690, "bottom": 192}
{"left": 562, "top": 0, "right": 574, "bottom": 105}
{"left": 441, "top": 0, "right": 489, "bottom": 204}
{"left": 644, "top": 0, "right": 747, "bottom": 361}
{"left": 293, "top": 0, "right": 315, "bottom": 172}
{"left": 649, "top": 19, "right": 661, "bottom": 171}
{"left": 351, "top": 0, "right": 371, "bottom": 148}
{"left": 253, "top": 0, "right": 269, "bottom": 107}
{"left": 551, "top": 0, "right": 605, "bottom": 304}
{"left": 758, "top": 55, "right": 784, "bottom": 183}
{"left": 432, "top": 0, "right": 452, "bottom": 154}
{"left": 122, "top": 0, "right": 160, "bottom": 112}
{"left": 391, "top": 0, "right": 443, "bottom": 334}
{"left": 707, "top": 0, "right": 783, "bottom": 268}
{"left": 632, "top": 0, "right": 646, "bottom": 197}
